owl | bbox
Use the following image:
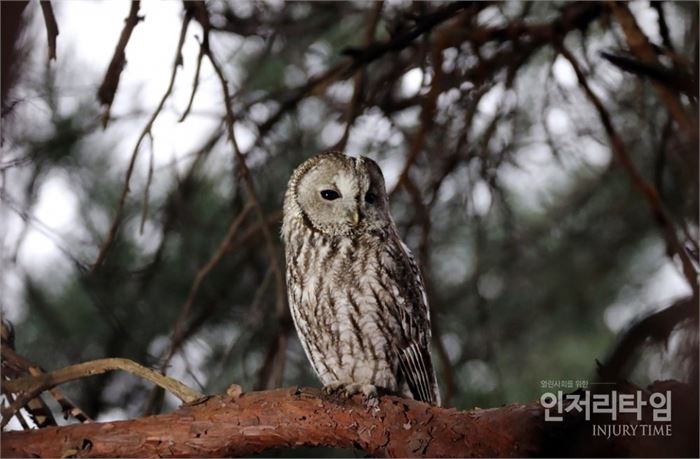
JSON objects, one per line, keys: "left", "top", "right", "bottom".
{"left": 282, "top": 151, "right": 441, "bottom": 406}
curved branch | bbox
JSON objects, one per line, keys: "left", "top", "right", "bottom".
{"left": 1, "top": 358, "right": 203, "bottom": 427}
{"left": 597, "top": 296, "right": 698, "bottom": 381}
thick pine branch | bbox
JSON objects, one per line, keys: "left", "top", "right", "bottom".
{"left": 1, "top": 387, "right": 543, "bottom": 458}
{"left": 2, "top": 383, "right": 695, "bottom": 458}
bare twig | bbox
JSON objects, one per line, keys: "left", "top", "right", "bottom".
{"left": 600, "top": 51, "right": 697, "bottom": 98}
{"left": 259, "top": 2, "right": 474, "bottom": 137}
{"left": 257, "top": 63, "right": 349, "bottom": 136}
{"left": 651, "top": 1, "right": 674, "bottom": 52}
{"left": 1, "top": 358, "right": 203, "bottom": 428}
{"left": 2, "top": 345, "right": 91, "bottom": 426}
{"left": 392, "top": 8, "right": 463, "bottom": 195}
{"left": 39, "top": 1, "right": 59, "bottom": 61}
{"left": 139, "top": 132, "right": 155, "bottom": 234}
{"left": 0, "top": 157, "right": 31, "bottom": 171}
{"left": 341, "top": 2, "right": 471, "bottom": 69}
{"left": 187, "top": 0, "right": 289, "bottom": 389}
{"left": 91, "top": 11, "right": 193, "bottom": 273}
{"left": 224, "top": 211, "right": 283, "bottom": 254}
{"left": 188, "top": 6, "right": 277, "bottom": 264}
{"left": 607, "top": 1, "right": 698, "bottom": 143}
{"left": 333, "top": 1, "right": 383, "bottom": 151}
{"left": 0, "top": 191, "right": 87, "bottom": 269}
{"left": 178, "top": 37, "right": 206, "bottom": 123}
{"left": 208, "top": 50, "right": 288, "bottom": 384}
{"left": 135, "top": 126, "right": 224, "bottom": 294}
{"left": 162, "top": 203, "right": 254, "bottom": 366}
{"left": 97, "top": 0, "right": 143, "bottom": 128}
{"left": 1, "top": 391, "right": 30, "bottom": 429}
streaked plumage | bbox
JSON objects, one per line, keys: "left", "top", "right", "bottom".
{"left": 282, "top": 151, "right": 440, "bottom": 405}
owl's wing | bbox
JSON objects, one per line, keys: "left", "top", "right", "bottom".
{"left": 395, "top": 241, "right": 441, "bottom": 406}
{"left": 398, "top": 341, "right": 439, "bottom": 404}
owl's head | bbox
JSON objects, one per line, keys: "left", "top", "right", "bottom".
{"left": 284, "top": 151, "right": 391, "bottom": 237}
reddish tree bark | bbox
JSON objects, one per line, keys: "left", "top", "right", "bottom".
{"left": 1, "top": 387, "right": 542, "bottom": 457}
{"left": 1, "top": 384, "right": 696, "bottom": 458}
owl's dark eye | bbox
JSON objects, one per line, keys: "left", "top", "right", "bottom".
{"left": 365, "top": 192, "right": 377, "bottom": 204}
{"left": 320, "top": 189, "right": 340, "bottom": 200}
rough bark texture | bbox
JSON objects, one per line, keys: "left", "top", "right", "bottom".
{"left": 1, "top": 383, "right": 696, "bottom": 458}
{"left": 1, "top": 387, "right": 542, "bottom": 458}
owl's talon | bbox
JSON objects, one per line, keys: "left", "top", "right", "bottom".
{"left": 359, "top": 383, "right": 378, "bottom": 399}
{"left": 323, "top": 382, "right": 378, "bottom": 402}
{"left": 322, "top": 381, "right": 346, "bottom": 396}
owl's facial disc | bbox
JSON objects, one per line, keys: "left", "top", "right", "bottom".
{"left": 296, "top": 155, "right": 389, "bottom": 236}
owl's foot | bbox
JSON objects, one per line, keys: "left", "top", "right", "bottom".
{"left": 322, "top": 381, "right": 378, "bottom": 403}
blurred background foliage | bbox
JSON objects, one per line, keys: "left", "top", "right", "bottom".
{"left": 1, "top": 0, "right": 697, "bottom": 443}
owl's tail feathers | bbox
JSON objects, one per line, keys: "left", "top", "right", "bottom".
{"left": 398, "top": 342, "right": 441, "bottom": 406}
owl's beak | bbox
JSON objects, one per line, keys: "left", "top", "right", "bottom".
{"left": 350, "top": 209, "right": 360, "bottom": 225}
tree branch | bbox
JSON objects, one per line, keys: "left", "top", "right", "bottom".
{"left": 557, "top": 44, "right": 699, "bottom": 298}
{"left": 2, "top": 383, "right": 694, "bottom": 458}
{"left": 91, "top": 11, "right": 192, "bottom": 273}
{"left": 188, "top": 1, "right": 289, "bottom": 391}
{"left": 1, "top": 358, "right": 203, "bottom": 427}
{"left": 2, "top": 336, "right": 91, "bottom": 426}
{"left": 160, "top": 203, "right": 254, "bottom": 368}
{"left": 97, "top": 0, "right": 143, "bottom": 128}
{"left": 332, "top": 0, "right": 383, "bottom": 151}
{"left": 607, "top": 1, "right": 698, "bottom": 142}
{"left": 600, "top": 51, "right": 697, "bottom": 98}
{"left": 597, "top": 296, "right": 698, "bottom": 381}
{"left": 0, "top": 387, "right": 545, "bottom": 457}
{"left": 39, "top": 1, "right": 58, "bottom": 62}
{"left": 258, "top": 1, "right": 476, "bottom": 137}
